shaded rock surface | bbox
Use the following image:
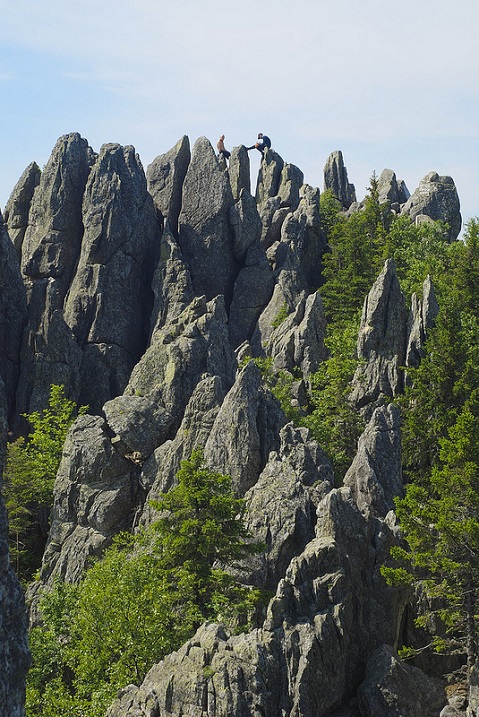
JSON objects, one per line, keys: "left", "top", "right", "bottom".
{"left": 357, "top": 644, "right": 446, "bottom": 716}
{"left": 4, "top": 161, "right": 41, "bottom": 255}
{"left": 0, "top": 380, "right": 30, "bottom": 716}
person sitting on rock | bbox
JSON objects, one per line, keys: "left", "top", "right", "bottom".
{"left": 217, "top": 134, "right": 231, "bottom": 160}
{"left": 247, "top": 133, "right": 271, "bottom": 155}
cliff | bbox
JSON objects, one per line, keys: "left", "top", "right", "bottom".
{"left": 0, "top": 133, "right": 465, "bottom": 716}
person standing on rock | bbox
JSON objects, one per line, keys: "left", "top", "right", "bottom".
{"left": 247, "top": 133, "right": 271, "bottom": 155}
{"left": 217, "top": 134, "right": 231, "bottom": 160}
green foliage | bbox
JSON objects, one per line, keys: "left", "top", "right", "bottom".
{"left": 271, "top": 302, "right": 290, "bottom": 329}
{"left": 252, "top": 357, "right": 303, "bottom": 424}
{"left": 383, "top": 408, "right": 479, "bottom": 671}
{"left": 27, "top": 450, "right": 264, "bottom": 717}
{"left": 384, "top": 218, "right": 479, "bottom": 671}
{"left": 304, "top": 319, "right": 363, "bottom": 483}
{"left": 2, "top": 385, "right": 86, "bottom": 580}
{"left": 319, "top": 188, "right": 342, "bottom": 238}
{"left": 320, "top": 174, "right": 390, "bottom": 326}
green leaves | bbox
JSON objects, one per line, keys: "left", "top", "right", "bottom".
{"left": 27, "top": 449, "right": 265, "bottom": 717}
{"left": 2, "top": 385, "right": 86, "bottom": 580}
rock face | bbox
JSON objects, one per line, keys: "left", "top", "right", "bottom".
{"left": 0, "top": 380, "right": 30, "bottom": 716}
{"left": 401, "top": 171, "right": 462, "bottom": 241}
{"left": 357, "top": 644, "right": 446, "bottom": 716}
{"left": 377, "top": 168, "right": 410, "bottom": 210}
{"left": 0, "top": 212, "right": 28, "bottom": 419}
{"left": 107, "top": 405, "right": 407, "bottom": 717}
{"left": 0, "top": 132, "right": 463, "bottom": 714}
{"left": 350, "top": 259, "right": 407, "bottom": 417}
{"left": 4, "top": 161, "right": 41, "bottom": 255}
{"left": 323, "top": 150, "right": 356, "bottom": 208}
{"left": 146, "top": 135, "right": 190, "bottom": 236}
{"left": 178, "top": 136, "right": 238, "bottom": 306}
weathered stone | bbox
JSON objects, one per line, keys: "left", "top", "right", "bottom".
{"left": 401, "top": 171, "right": 462, "bottom": 241}
{"left": 63, "top": 142, "right": 161, "bottom": 412}
{"left": 229, "top": 189, "right": 262, "bottom": 262}
{"left": 357, "top": 644, "right": 446, "bottom": 717}
{"left": 268, "top": 291, "right": 327, "bottom": 376}
{"left": 139, "top": 376, "right": 227, "bottom": 517}
{"left": 323, "top": 150, "right": 356, "bottom": 208}
{"left": 252, "top": 185, "right": 326, "bottom": 355}
{"left": 36, "top": 414, "right": 138, "bottom": 587}
{"left": 377, "top": 168, "right": 410, "bottom": 210}
{"left": 146, "top": 135, "right": 190, "bottom": 237}
{"left": 21, "top": 132, "right": 94, "bottom": 303}
{"left": 240, "top": 422, "right": 333, "bottom": 590}
{"left": 255, "top": 148, "right": 284, "bottom": 207}
{"left": 204, "top": 361, "right": 286, "bottom": 495}
{"left": 228, "top": 241, "right": 275, "bottom": 349}
{"left": 0, "top": 212, "right": 28, "bottom": 419}
{"left": 126, "top": 295, "right": 236, "bottom": 433}
{"left": 149, "top": 223, "right": 195, "bottom": 337}
{"left": 343, "top": 404, "right": 403, "bottom": 517}
{"left": 107, "top": 387, "right": 406, "bottom": 717}
{"left": 4, "top": 161, "right": 41, "bottom": 254}
{"left": 103, "top": 394, "right": 173, "bottom": 460}
{"left": 350, "top": 259, "right": 407, "bottom": 416}
{"left": 178, "top": 136, "right": 237, "bottom": 306}
{"left": 405, "top": 275, "right": 439, "bottom": 370}
{"left": 277, "top": 162, "right": 304, "bottom": 211}
{"left": 228, "top": 145, "right": 251, "bottom": 200}
{"left": 275, "top": 184, "right": 325, "bottom": 294}
{"left": 0, "top": 377, "right": 30, "bottom": 716}
{"left": 15, "top": 278, "right": 82, "bottom": 419}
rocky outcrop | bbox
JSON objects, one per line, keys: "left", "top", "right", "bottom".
{"left": 149, "top": 223, "right": 195, "bottom": 336}
{"left": 343, "top": 403, "right": 402, "bottom": 516}
{"left": 252, "top": 184, "right": 326, "bottom": 353}
{"left": 146, "top": 135, "right": 190, "bottom": 237}
{"left": 377, "top": 168, "right": 410, "bottom": 210}
{"left": 34, "top": 413, "right": 139, "bottom": 588}
{"left": 178, "top": 137, "right": 238, "bottom": 306}
{"left": 323, "top": 150, "right": 356, "bottom": 208}
{"left": 0, "top": 212, "right": 28, "bottom": 419}
{"left": 3, "top": 161, "right": 41, "bottom": 255}
{"left": 204, "top": 361, "right": 286, "bottom": 495}
{"left": 267, "top": 291, "right": 327, "bottom": 376}
{"left": 401, "top": 171, "right": 462, "bottom": 241}
{"left": 228, "top": 145, "right": 251, "bottom": 200}
{"left": 107, "top": 404, "right": 407, "bottom": 717}
{"left": 63, "top": 142, "right": 161, "bottom": 412}
{"left": 240, "top": 422, "right": 333, "bottom": 590}
{"left": 1, "top": 131, "right": 466, "bottom": 714}
{"left": 350, "top": 259, "right": 407, "bottom": 417}
{"left": 405, "top": 275, "right": 439, "bottom": 370}
{"left": 357, "top": 644, "right": 446, "bottom": 716}
{"left": 21, "top": 133, "right": 94, "bottom": 304}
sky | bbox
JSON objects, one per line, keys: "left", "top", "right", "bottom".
{"left": 1, "top": 0, "right": 478, "bottom": 230}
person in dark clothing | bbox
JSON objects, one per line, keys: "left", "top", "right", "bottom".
{"left": 217, "top": 134, "right": 231, "bottom": 160}
{"left": 247, "top": 133, "right": 271, "bottom": 154}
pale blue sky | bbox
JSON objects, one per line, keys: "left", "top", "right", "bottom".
{"left": 1, "top": 0, "right": 478, "bottom": 229}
